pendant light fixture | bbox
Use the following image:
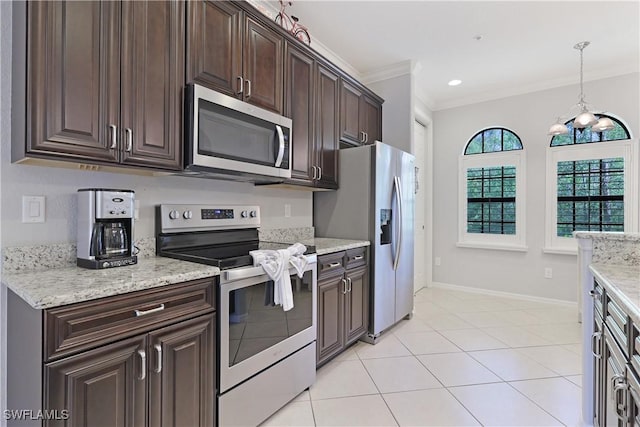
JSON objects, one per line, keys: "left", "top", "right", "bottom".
{"left": 548, "top": 41, "right": 615, "bottom": 136}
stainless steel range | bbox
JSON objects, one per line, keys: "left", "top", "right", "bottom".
{"left": 156, "top": 205, "right": 317, "bottom": 426}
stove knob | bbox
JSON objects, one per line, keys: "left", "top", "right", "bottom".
{"left": 241, "top": 210, "right": 248, "bottom": 218}
{"left": 110, "top": 210, "right": 116, "bottom": 215}
{"left": 169, "top": 210, "right": 179, "bottom": 220}
{"left": 249, "top": 210, "right": 257, "bottom": 218}
{"left": 183, "top": 210, "right": 193, "bottom": 219}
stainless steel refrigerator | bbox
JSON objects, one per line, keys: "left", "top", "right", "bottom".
{"left": 314, "top": 141, "right": 414, "bottom": 343}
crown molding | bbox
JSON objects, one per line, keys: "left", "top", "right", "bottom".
{"left": 361, "top": 60, "right": 416, "bottom": 85}
{"left": 432, "top": 65, "right": 639, "bottom": 111}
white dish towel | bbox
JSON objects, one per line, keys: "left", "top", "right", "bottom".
{"left": 250, "top": 243, "right": 308, "bottom": 311}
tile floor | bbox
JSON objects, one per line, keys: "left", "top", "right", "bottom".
{"left": 261, "top": 287, "right": 583, "bottom": 427}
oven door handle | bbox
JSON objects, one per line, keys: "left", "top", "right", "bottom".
{"left": 223, "top": 259, "right": 316, "bottom": 283}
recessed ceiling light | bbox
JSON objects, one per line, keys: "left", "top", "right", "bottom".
{"left": 448, "top": 79, "right": 462, "bottom": 86}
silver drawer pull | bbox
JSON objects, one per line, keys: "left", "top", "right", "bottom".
{"left": 327, "top": 262, "right": 341, "bottom": 268}
{"left": 352, "top": 255, "right": 364, "bottom": 261}
{"left": 342, "top": 278, "right": 347, "bottom": 294}
{"left": 135, "top": 303, "right": 165, "bottom": 317}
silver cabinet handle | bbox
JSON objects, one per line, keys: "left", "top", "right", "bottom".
{"left": 612, "top": 375, "right": 628, "bottom": 422}
{"left": 591, "top": 331, "right": 602, "bottom": 359}
{"left": 154, "top": 343, "right": 162, "bottom": 373}
{"left": 275, "top": 125, "right": 285, "bottom": 167}
{"left": 353, "top": 255, "right": 364, "bottom": 261}
{"left": 237, "top": 76, "right": 244, "bottom": 94}
{"left": 135, "top": 303, "right": 165, "bottom": 317}
{"left": 137, "top": 349, "right": 146, "bottom": 380}
{"left": 342, "top": 278, "right": 347, "bottom": 294}
{"left": 392, "top": 176, "right": 403, "bottom": 271}
{"left": 328, "top": 262, "right": 341, "bottom": 268}
{"left": 246, "top": 79, "right": 252, "bottom": 99}
{"left": 312, "top": 166, "right": 317, "bottom": 180}
{"left": 347, "top": 277, "right": 352, "bottom": 292}
{"left": 318, "top": 167, "right": 322, "bottom": 180}
{"left": 360, "top": 131, "right": 366, "bottom": 142}
{"left": 109, "top": 124, "right": 117, "bottom": 149}
{"left": 364, "top": 132, "right": 369, "bottom": 143}
{"left": 589, "top": 289, "right": 602, "bottom": 301}
{"left": 125, "top": 128, "right": 133, "bottom": 152}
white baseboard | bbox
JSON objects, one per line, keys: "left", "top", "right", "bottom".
{"left": 428, "top": 281, "right": 577, "bottom": 308}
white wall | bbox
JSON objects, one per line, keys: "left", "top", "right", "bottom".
{"left": 0, "top": 6, "right": 312, "bottom": 248}
{"left": 368, "top": 74, "right": 414, "bottom": 154}
{"left": 432, "top": 72, "right": 640, "bottom": 302}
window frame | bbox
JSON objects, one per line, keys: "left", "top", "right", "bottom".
{"left": 458, "top": 150, "right": 527, "bottom": 251}
{"left": 544, "top": 138, "right": 639, "bottom": 255}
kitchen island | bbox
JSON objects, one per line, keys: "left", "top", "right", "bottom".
{"left": 577, "top": 232, "right": 640, "bottom": 426}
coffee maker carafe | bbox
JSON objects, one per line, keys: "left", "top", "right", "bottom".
{"left": 77, "top": 189, "right": 137, "bottom": 269}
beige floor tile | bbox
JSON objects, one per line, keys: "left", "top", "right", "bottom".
{"left": 310, "top": 360, "right": 378, "bottom": 400}
{"left": 417, "top": 352, "right": 502, "bottom": 387}
{"left": 523, "top": 322, "right": 582, "bottom": 344}
{"left": 312, "top": 394, "right": 398, "bottom": 427}
{"left": 355, "top": 334, "right": 412, "bottom": 359}
{"left": 566, "top": 375, "right": 583, "bottom": 387}
{"left": 525, "top": 307, "right": 580, "bottom": 324}
{"left": 516, "top": 345, "right": 582, "bottom": 376}
{"left": 468, "top": 348, "right": 559, "bottom": 381}
{"left": 439, "top": 328, "right": 509, "bottom": 351}
{"left": 395, "top": 330, "right": 461, "bottom": 355}
{"left": 362, "top": 356, "right": 442, "bottom": 393}
{"left": 449, "top": 382, "right": 563, "bottom": 426}
{"left": 562, "top": 343, "right": 583, "bottom": 355}
{"left": 383, "top": 389, "right": 480, "bottom": 426}
{"left": 481, "top": 325, "right": 553, "bottom": 347}
{"left": 389, "top": 317, "right": 433, "bottom": 337}
{"left": 492, "top": 309, "right": 546, "bottom": 325}
{"left": 456, "top": 311, "right": 509, "bottom": 328}
{"left": 510, "top": 377, "right": 581, "bottom": 426}
{"left": 502, "top": 299, "right": 564, "bottom": 310}
{"left": 332, "top": 345, "right": 360, "bottom": 362}
{"left": 423, "top": 313, "right": 475, "bottom": 330}
{"left": 292, "top": 389, "right": 311, "bottom": 402}
{"left": 260, "top": 401, "right": 315, "bottom": 426}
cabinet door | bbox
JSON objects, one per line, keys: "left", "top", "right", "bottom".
{"left": 186, "top": 0, "right": 242, "bottom": 98}
{"left": 148, "top": 314, "right": 216, "bottom": 427}
{"left": 317, "top": 274, "right": 345, "bottom": 366}
{"left": 120, "top": 1, "right": 184, "bottom": 170}
{"left": 44, "top": 336, "right": 147, "bottom": 427}
{"left": 339, "top": 80, "right": 363, "bottom": 147}
{"left": 27, "top": 1, "right": 120, "bottom": 163}
{"left": 344, "top": 265, "right": 369, "bottom": 345}
{"left": 244, "top": 17, "right": 284, "bottom": 114}
{"left": 316, "top": 65, "right": 340, "bottom": 189}
{"left": 284, "top": 44, "right": 315, "bottom": 183}
{"left": 593, "top": 316, "right": 604, "bottom": 427}
{"left": 361, "top": 95, "right": 382, "bottom": 145}
{"left": 604, "top": 330, "right": 627, "bottom": 427}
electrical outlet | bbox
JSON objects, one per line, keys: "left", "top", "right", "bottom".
{"left": 22, "top": 196, "right": 45, "bottom": 223}
{"left": 435, "top": 257, "right": 441, "bottom": 266}
{"left": 544, "top": 267, "right": 553, "bottom": 279}
{"left": 284, "top": 204, "right": 291, "bottom": 218}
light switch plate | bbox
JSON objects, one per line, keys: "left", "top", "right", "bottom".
{"left": 22, "top": 196, "right": 45, "bottom": 223}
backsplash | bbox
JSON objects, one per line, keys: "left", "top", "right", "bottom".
{"left": 258, "top": 227, "right": 314, "bottom": 243}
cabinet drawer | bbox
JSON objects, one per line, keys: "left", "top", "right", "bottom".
{"left": 44, "top": 278, "right": 215, "bottom": 361}
{"left": 345, "top": 247, "right": 367, "bottom": 270}
{"left": 592, "top": 280, "right": 605, "bottom": 320}
{"left": 318, "top": 252, "right": 346, "bottom": 277}
{"left": 605, "top": 295, "right": 628, "bottom": 356}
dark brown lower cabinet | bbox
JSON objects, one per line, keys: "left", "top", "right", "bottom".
{"left": 45, "top": 335, "right": 147, "bottom": 427}
{"left": 317, "top": 248, "right": 369, "bottom": 367}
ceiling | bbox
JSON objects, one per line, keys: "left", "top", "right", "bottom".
{"left": 271, "top": 1, "right": 640, "bottom": 111}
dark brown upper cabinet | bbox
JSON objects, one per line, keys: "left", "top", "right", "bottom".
{"left": 283, "top": 45, "right": 338, "bottom": 189}
{"left": 339, "top": 79, "right": 382, "bottom": 147}
{"left": 187, "top": 1, "right": 284, "bottom": 114}
{"left": 21, "top": 1, "right": 183, "bottom": 171}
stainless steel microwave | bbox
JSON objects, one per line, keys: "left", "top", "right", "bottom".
{"left": 184, "top": 84, "right": 292, "bottom": 182}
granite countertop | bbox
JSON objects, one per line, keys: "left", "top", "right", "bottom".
{"left": 590, "top": 263, "right": 640, "bottom": 324}
{"left": 300, "top": 237, "right": 370, "bottom": 255}
{"left": 2, "top": 257, "right": 220, "bottom": 310}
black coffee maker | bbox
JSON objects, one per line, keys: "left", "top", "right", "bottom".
{"left": 77, "top": 189, "right": 138, "bottom": 269}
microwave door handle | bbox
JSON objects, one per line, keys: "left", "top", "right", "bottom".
{"left": 275, "top": 125, "right": 285, "bottom": 167}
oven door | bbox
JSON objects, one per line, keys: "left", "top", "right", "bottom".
{"left": 219, "top": 261, "right": 316, "bottom": 393}
{"left": 185, "top": 84, "right": 291, "bottom": 179}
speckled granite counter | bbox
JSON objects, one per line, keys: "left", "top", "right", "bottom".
{"left": 299, "top": 237, "right": 370, "bottom": 255}
{"left": 590, "top": 263, "right": 640, "bottom": 325}
{"left": 2, "top": 257, "right": 220, "bottom": 309}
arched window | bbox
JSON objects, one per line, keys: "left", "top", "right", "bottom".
{"left": 459, "top": 127, "right": 527, "bottom": 251}
{"left": 545, "top": 114, "right": 637, "bottom": 253}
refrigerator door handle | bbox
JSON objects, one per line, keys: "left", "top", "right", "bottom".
{"left": 393, "top": 176, "right": 403, "bottom": 271}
